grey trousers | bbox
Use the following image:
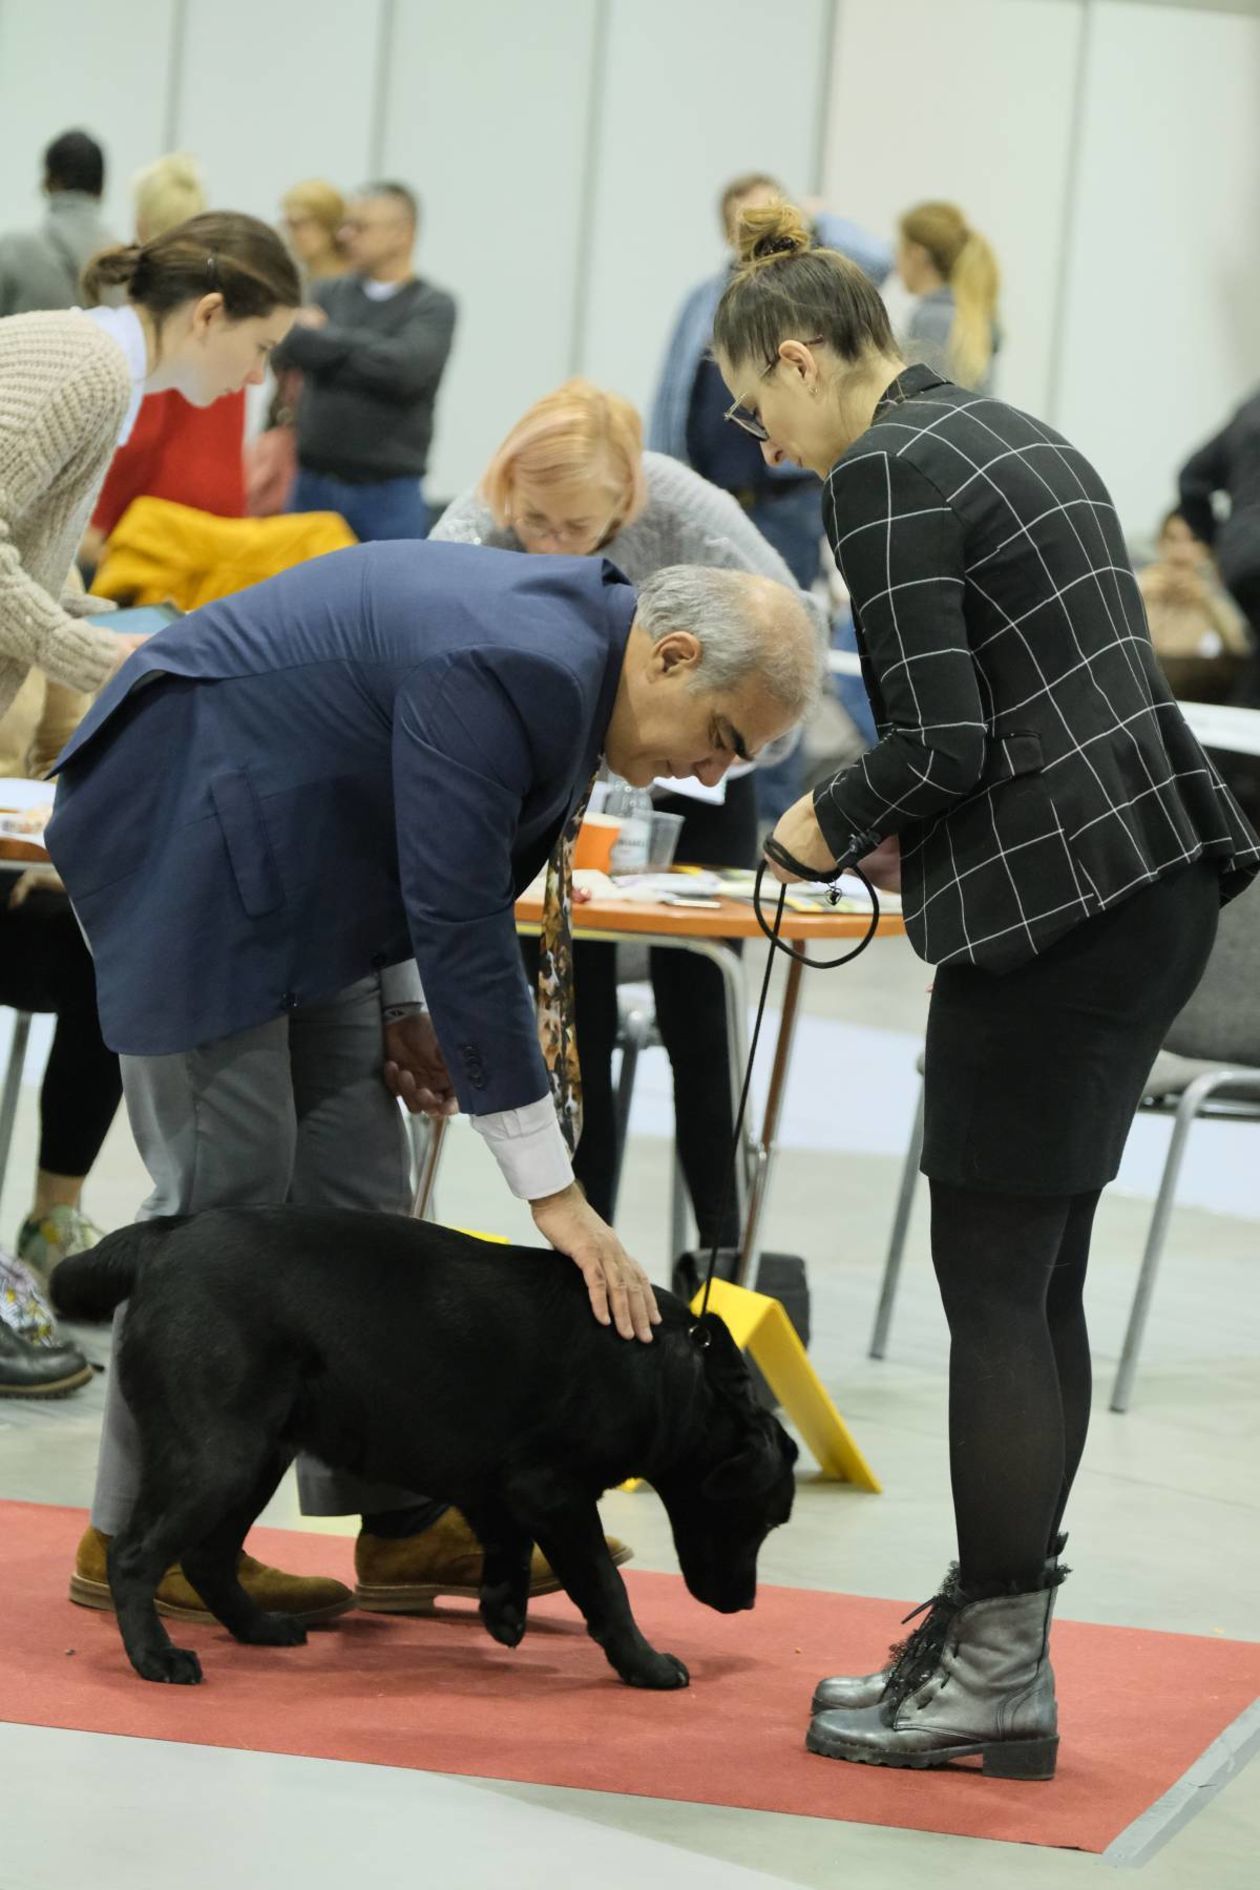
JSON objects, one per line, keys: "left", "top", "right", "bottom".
{"left": 90, "top": 975, "right": 422, "bottom": 1533}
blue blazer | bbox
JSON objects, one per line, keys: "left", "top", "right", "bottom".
{"left": 48, "top": 541, "right": 635, "bottom": 1115}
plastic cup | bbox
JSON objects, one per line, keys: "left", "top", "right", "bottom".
{"left": 573, "top": 812, "right": 622, "bottom": 872}
{"left": 646, "top": 810, "right": 686, "bottom": 871}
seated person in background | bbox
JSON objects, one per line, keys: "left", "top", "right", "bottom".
{"left": 0, "top": 663, "right": 121, "bottom": 1302}
{"left": 83, "top": 154, "right": 247, "bottom": 571}
{"left": 1137, "top": 511, "right": 1252, "bottom": 703}
{"left": 432, "top": 378, "right": 827, "bottom": 1260}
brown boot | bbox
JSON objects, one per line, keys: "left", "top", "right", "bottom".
{"left": 354, "top": 1506, "right": 633, "bottom": 1613}
{"left": 69, "top": 1525, "right": 354, "bottom": 1625}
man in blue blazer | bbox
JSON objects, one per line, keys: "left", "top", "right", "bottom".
{"left": 48, "top": 540, "right": 816, "bottom": 1619}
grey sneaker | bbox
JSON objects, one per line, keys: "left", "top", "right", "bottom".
{"left": 17, "top": 1204, "right": 105, "bottom": 1292}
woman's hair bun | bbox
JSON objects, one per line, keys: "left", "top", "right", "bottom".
{"left": 735, "top": 198, "right": 812, "bottom": 269}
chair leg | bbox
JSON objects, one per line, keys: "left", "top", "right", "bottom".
{"left": 869, "top": 1077, "right": 925, "bottom": 1360}
{"left": 609, "top": 1027, "right": 643, "bottom": 1225}
{"left": 0, "top": 1011, "right": 32, "bottom": 1208}
{"left": 669, "top": 1143, "right": 690, "bottom": 1260}
{"left": 1110, "top": 1073, "right": 1225, "bottom": 1413}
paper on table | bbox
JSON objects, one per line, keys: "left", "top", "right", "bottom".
{"left": 0, "top": 779, "right": 53, "bottom": 846}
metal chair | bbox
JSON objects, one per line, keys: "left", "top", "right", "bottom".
{"left": 868, "top": 878, "right": 1260, "bottom": 1411}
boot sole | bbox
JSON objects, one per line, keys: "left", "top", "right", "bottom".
{"left": 68, "top": 1573, "right": 355, "bottom": 1627}
{"left": 0, "top": 1366, "right": 93, "bottom": 1399}
{"left": 806, "top": 1722, "right": 1059, "bottom": 1780}
{"left": 354, "top": 1545, "right": 633, "bottom": 1614}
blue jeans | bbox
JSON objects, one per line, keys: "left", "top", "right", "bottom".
{"left": 745, "top": 483, "right": 825, "bottom": 822}
{"left": 292, "top": 468, "right": 428, "bottom": 542}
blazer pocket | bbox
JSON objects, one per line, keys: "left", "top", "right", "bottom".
{"left": 981, "top": 730, "right": 1044, "bottom": 787}
{"left": 210, "top": 770, "right": 286, "bottom": 918}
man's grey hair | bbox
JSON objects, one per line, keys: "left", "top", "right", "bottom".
{"left": 635, "top": 566, "right": 820, "bottom": 720}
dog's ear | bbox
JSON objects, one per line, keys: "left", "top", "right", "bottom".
{"left": 692, "top": 1312, "right": 758, "bottom": 1408}
{"left": 702, "top": 1415, "right": 796, "bottom": 1502}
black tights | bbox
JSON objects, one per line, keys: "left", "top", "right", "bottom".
{"left": 929, "top": 1180, "right": 1100, "bottom": 1590}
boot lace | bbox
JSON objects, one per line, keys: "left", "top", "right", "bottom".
{"left": 880, "top": 1562, "right": 964, "bottom": 1707}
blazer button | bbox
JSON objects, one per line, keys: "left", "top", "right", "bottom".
{"left": 370, "top": 951, "right": 387, "bottom": 969}
{"left": 282, "top": 991, "right": 299, "bottom": 1011}
{"left": 459, "top": 1043, "right": 486, "bottom": 1090}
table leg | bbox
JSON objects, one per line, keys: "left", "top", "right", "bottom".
{"left": 736, "top": 953, "right": 804, "bottom": 1285}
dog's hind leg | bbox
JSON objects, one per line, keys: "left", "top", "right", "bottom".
{"left": 506, "top": 1473, "right": 689, "bottom": 1690}
{"left": 462, "top": 1500, "right": 533, "bottom": 1649}
{"left": 179, "top": 1452, "right": 308, "bottom": 1650}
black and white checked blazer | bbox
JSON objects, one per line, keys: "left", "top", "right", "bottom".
{"left": 814, "top": 366, "right": 1260, "bottom": 971}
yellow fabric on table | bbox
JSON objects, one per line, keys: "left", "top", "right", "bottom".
{"left": 93, "top": 497, "right": 357, "bottom": 612}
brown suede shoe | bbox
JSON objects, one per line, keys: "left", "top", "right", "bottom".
{"left": 69, "top": 1524, "right": 354, "bottom": 1625}
{"left": 354, "top": 1506, "right": 633, "bottom": 1613}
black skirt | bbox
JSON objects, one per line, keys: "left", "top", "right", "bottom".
{"left": 921, "top": 862, "right": 1221, "bottom": 1195}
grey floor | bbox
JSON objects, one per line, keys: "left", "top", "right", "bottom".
{"left": 2, "top": 932, "right": 1258, "bottom": 1888}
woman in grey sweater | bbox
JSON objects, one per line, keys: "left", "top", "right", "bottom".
{"left": 432, "top": 378, "right": 825, "bottom": 1254}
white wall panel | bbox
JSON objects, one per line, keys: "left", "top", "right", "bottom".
{"left": 173, "top": 0, "right": 383, "bottom": 224}
{"left": 822, "top": 0, "right": 1085, "bottom": 423}
{"left": 0, "top": 0, "right": 177, "bottom": 240}
{"left": 579, "top": 0, "right": 830, "bottom": 435}
{"left": 377, "top": 0, "right": 601, "bottom": 498}
{"left": 1055, "top": 1, "right": 1260, "bottom": 533}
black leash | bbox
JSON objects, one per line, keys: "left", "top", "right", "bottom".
{"left": 694, "top": 836, "right": 883, "bottom": 1331}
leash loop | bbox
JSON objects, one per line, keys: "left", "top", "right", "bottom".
{"left": 693, "top": 842, "right": 883, "bottom": 1326}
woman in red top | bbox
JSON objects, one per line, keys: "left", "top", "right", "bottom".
{"left": 89, "top": 156, "right": 246, "bottom": 545}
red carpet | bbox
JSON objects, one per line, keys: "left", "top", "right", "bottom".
{"left": 1, "top": 1501, "right": 1257, "bottom": 1852}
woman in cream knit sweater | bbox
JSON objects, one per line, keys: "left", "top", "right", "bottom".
{"left": 0, "top": 210, "right": 299, "bottom": 723}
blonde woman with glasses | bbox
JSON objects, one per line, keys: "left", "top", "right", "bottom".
{"left": 432, "top": 377, "right": 825, "bottom": 1257}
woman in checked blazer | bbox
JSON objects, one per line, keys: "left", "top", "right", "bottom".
{"left": 711, "top": 201, "right": 1260, "bottom": 1782}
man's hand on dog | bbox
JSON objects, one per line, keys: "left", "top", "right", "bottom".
{"left": 383, "top": 1012, "right": 458, "bottom": 1116}
{"left": 530, "top": 1183, "right": 660, "bottom": 1343}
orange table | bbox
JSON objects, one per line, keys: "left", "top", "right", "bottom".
{"left": 512, "top": 884, "right": 905, "bottom": 1281}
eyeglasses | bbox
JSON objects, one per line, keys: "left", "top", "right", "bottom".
{"left": 723, "top": 338, "right": 825, "bottom": 440}
{"left": 512, "top": 511, "right": 621, "bottom": 550}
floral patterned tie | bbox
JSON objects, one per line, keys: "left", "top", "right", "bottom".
{"left": 536, "top": 779, "right": 595, "bottom": 1155}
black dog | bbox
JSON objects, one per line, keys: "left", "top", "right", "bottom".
{"left": 53, "top": 1209, "right": 797, "bottom": 1690}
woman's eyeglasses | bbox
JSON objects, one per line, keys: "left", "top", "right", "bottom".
{"left": 723, "top": 338, "right": 825, "bottom": 441}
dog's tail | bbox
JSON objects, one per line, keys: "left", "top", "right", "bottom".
{"left": 51, "top": 1217, "right": 190, "bottom": 1322}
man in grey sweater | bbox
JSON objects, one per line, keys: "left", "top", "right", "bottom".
{"left": 279, "top": 181, "right": 456, "bottom": 541}
{"left": 0, "top": 130, "right": 115, "bottom": 317}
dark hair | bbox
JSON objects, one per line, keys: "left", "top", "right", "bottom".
{"left": 718, "top": 171, "right": 783, "bottom": 239}
{"left": 357, "top": 180, "right": 420, "bottom": 228}
{"left": 44, "top": 130, "right": 105, "bottom": 198}
{"left": 713, "top": 197, "right": 895, "bottom": 371}
{"left": 81, "top": 210, "right": 301, "bottom": 317}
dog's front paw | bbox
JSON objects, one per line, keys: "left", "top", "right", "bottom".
{"left": 136, "top": 1645, "right": 203, "bottom": 1686}
{"left": 480, "top": 1586, "right": 527, "bottom": 1649}
{"left": 238, "top": 1612, "right": 308, "bottom": 1648}
{"left": 621, "top": 1649, "right": 690, "bottom": 1690}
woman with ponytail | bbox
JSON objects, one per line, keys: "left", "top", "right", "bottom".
{"left": 90, "top": 167, "right": 257, "bottom": 542}
{"left": 711, "top": 198, "right": 1257, "bottom": 1779}
{"left": 0, "top": 210, "right": 299, "bottom": 715}
{"left": 896, "top": 200, "right": 1000, "bottom": 392}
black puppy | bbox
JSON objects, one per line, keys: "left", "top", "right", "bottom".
{"left": 53, "top": 1209, "right": 797, "bottom": 1690}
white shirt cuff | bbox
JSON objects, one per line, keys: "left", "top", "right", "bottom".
{"left": 472, "top": 1095, "right": 574, "bottom": 1200}
{"left": 380, "top": 959, "right": 425, "bottom": 1009}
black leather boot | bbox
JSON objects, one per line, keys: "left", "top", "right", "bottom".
{"left": 0, "top": 1319, "right": 92, "bottom": 1397}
